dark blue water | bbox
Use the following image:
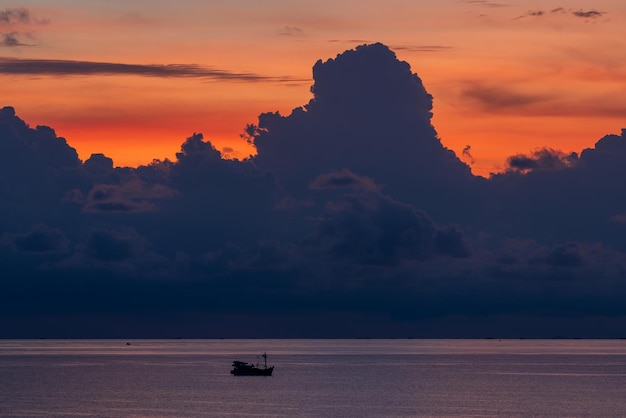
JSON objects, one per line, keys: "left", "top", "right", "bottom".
{"left": 2, "top": 339, "right": 626, "bottom": 417}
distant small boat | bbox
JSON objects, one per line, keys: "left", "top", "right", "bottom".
{"left": 231, "top": 353, "right": 274, "bottom": 376}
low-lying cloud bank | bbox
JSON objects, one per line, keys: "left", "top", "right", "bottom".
{"left": 2, "top": 43, "right": 626, "bottom": 338}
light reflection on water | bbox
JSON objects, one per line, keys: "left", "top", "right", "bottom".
{"left": 2, "top": 339, "right": 626, "bottom": 417}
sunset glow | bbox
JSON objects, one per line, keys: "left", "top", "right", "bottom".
{"left": 2, "top": 1, "right": 625, "bottom": 175}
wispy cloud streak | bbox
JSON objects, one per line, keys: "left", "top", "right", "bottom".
{"left": 515, "top": 7, "right": 606, "bottom": 20}
{"left": 573, "top": 9, "right": 605, "bottom": 19}
{"left": 391, "top": 45, "right": 453, "bottom": 53}
{"left": 463, "top": 0, "right": 508, "bottom": 8}
{"left": 0, "top": 57, "right": 302, "bottom": 82}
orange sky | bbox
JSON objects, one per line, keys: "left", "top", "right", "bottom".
{"left": 1, "top": 1, "right": 625, "bottom": 176}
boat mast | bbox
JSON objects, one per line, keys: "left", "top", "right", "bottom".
{"left": 263, "top": 352, "right": 267, "bottom": 369}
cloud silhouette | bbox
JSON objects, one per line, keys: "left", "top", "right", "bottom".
{"left": 251, "top": 42, "right": 478, "bottom": 223}
{"left": 4, "top": 43, "right": 626, "bottom": 337}
{"left": 505, "top": 148, "right": 577, "bottom": 173}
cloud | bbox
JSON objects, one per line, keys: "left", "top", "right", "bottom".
{"left": 505, "top": 148, "right": 577, "bottom": 173}
{"left": 1, "top": 32, "right": 19, "bottom": 46}
{"left": 0, "top": 8, "right": 32, "bottom": 26}
{"left": 83, "top": 184, "right": 157, "bottom": 213}
{"left": 460, "top": 82, "right": 626, "bottom": 118}
{"left": 390, "top": 45, "right": 453, "bottom": 53}
{"left": 0, "top": 7, "right": 47, "bottom": 47}
{"left": 485, "top": 128, "right": 626, "bottom": 254}
{"left": 462, "top": 83, "right": 549, "bottom": 110}
{"left": 2, "top": 224, "right": 69, "bottom": 254}
{"left": 307, "top": 185, "right": 470, "bottom": 265}
{"left": 0, "top": 57, "right": 303, "bottom": 82}
{"left": 573, "top": 9, "right": 605, "bottom": 19}
{"left": 513, "top": 10, "right": 545, "bottom": 19}
{"left": 5, "top": 43, "right": 626, "bottom": 337}
{"left": 514, "top": 7, "right": 607, "bottom": 21}
{"left": 309, "top": 169, "right": 380, "bottom": 192}
{"left": 463, "top": 0, "right": 509, "bottom": 8}
{"left": 531, "top": 243, "right": 583, "bottom": 267}
{"left": 251, "top": 43, "right": 477, "bottom": 224}
{"left": 86, "top": 228, "right": 145, "bottom": 262}
{"left": 278, "top": 26, "right": 304, "bottom": 37}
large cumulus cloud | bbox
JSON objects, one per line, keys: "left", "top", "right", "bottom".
{"left": 250, "top": 43, "right": 482, "bottom": 224}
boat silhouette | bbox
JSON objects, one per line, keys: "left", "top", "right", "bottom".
{"left": 231, "top": 353, "right": 274, "bottom": 376}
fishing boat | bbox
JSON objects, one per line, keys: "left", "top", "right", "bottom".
{"left": 230, "top": 352, "right": 274, "bottom": 376}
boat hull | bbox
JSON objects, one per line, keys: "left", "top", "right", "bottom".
{"left": 230, "top": 366, "right": 274, "bottom": 376}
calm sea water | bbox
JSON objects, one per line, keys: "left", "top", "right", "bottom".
{"left": 2, "top": 339, "right": 626, "bottom": 417}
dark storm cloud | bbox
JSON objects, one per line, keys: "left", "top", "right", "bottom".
{"left": 5, "top": 43, "right": 626, "bottom": 338}
{"left": 0, "top": 57, "right": 301, "bottom": 82}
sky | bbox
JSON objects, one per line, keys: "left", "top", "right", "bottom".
{"left": 2, "top": 1, "right": 626, "bottom": 339}
{"left": 1, "top": 0, "right": 625, "bottom": 176}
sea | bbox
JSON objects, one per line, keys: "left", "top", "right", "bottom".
{"left": 2, "top": 339, "right": 626, "bottom": 417}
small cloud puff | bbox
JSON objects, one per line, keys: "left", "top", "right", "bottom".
{"left": 505, "top": 148, "right": 578, "bottom": 173}
{"left": 278, "top": 26, "right": 304, "bottom": 37}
